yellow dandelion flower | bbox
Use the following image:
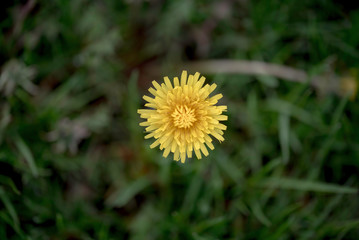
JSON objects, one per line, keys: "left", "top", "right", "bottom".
{"left": 137, "top": 70, "right": 227, "bottom": 163}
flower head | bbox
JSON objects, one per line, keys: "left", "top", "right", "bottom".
{"left": 138, "top": 70, "right": 227, "bottom": 163}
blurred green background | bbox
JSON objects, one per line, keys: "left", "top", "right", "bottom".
{"left": 1, "top": 0, "right": 359, "bottom": 239}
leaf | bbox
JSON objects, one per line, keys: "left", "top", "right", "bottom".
{"left": 248, "top": 158, "right": 282, "bottom": 183}
{"left": 0, "top": 211, "right": 23, "bottom": 238}
{"left": 181, "top": 173, "right": 203, "bottom": 217}
{"left": 279, "top": 113, "right": 290, "bottom": 164}
{"left": 127, "top": 70, "right": 141, "bottom": 137}
{"left": 194, "top": 216, "right": 226, "bottom": 233}
{"left": 249, "top": 200, "right": 271, "bottom": 226}
{"left": 105, "top": 178, "right": 151, "bottom": 208}
{"left": 257, "top": 75, "right": 279, "bottom": 88}
{"left": 0, "top": 59, "right": 37, "bottom": 96}
{"left": 0, "top": 175, "right": 20, "bottom": 195}
{"left": 0, "top": 187, "right": 19, "bottom": 227}
{"left": 214, "top": 149, "right": 243, "bottom": 183}
{"left": 56, "top": 213, "right": 65, "bottom": 232}
{"left": 13, "top": 135, "right": 38, "bottom": 177}
{"left": 266, "top": 98, "right": 324, "bottom": 130}
{"left": 0, "top": 104, "right": 11, "bottom": 145}
{"left": 315, "top": 96, "right": 349, "bottom": 165}
{"left": 260, "top": 177, "right": 357, "bottom": 194}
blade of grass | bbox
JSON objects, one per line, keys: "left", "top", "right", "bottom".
{"left": 56, "top": 213, "right": 65, "bottom": 232}
{"left": 259, "top": 177, "right": 357, "bottom": 194}
{"left": 257, "top": 75, "right": 279, "bottom": 88}
{"left": 181, "top": 173, "right": 203, "bottom": 218}
{"left": 105, "top": 177, "right": 151, "bottom": 208}
{"left": 266, "top": 98, "right": 324, "bottom": 130}
{"left": 194, "top": 216, "right": 226, "bottom": 233}
{"left": 279, "top": 113, "right": 290, "bottom": 164}
{"left": 313, "top": 96, "right": 349, "bottom": 178}
{"left": 0, "top": 187, "right": 19, "bottom": 227}
{"left": 214, "top": 149, "right": 243, "bottom": 183}
{"left": 0, "top": 211, "right": 23, "bottom": 238}
{"left": 300, "top": 194, "right": 343, "bottom": 240}
{"left": 249, "top": 199, "right": 271, "bottom": 226}
{"left": 0, "top": 175, "right": 20, "bottom": 195}
{"left": 127, "top": 70, "right": 140, "bottom": 136}
{"left": 13, "top": 135, "right": 38, "bottom": 177}
{"left": 248, "top": 158, "right": 282, "bottom": 183}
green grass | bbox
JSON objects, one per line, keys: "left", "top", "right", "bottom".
{"left": 1, "top": 0, "right": 359, "bottom": 239}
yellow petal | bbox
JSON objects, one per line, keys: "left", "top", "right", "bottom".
{"left": 164, "top": 76, "right": 173, "bottom": 89}
{"left": 205, "top": 141, "right": 215, "bottom": 150}
{"left": 174, "top": 77, "right": 180, "bottom": 87}
{"left": 215, "top": 115, "right": 228, "bottom": 121}
{"left": 194, "top": 141, "right": 200, "bottom": 150}
{"left": 171, "top": 141, "right": 177, "bottom": 153}
{"left": 217, "top": 123, "right": 227, "bottom": 130}
{"left": 195, "top": 76, "right": 206, "bottom": 90}
{"left": 200, "top": 142, "right": 209, "bottom": 156}
{"left": 211, "top": 131, "right": 224, "bottom": 142}
{"left": 180, "top": 152, "right": 186, "bottom": 163}
{"left": 139, "top": 121, "right": 150, "bottom": 126}
{"left": 181, "top": 70, "right": 187, "bottom": 87}
{"left": 187, "top": 74, "right": 194, "bottom": 86}
{"left": 194, "top": 149, "right": 202, "bottom": 159}
{"left": 163, "top": 147, "right": 171, "bottom": 158}
{"left": 174, "top": 150, "right": 180, "bottom": 161}
{"left": 192, "top": 72, "right": 200, "bottom": 84}
{"left": 150, "top": 139, "right": 161, "bottom": 148}
{"left": 152, "top": 80, "right": 161, "bottom": 90}
{"left": 187, "top": 149, "right": 193, "bottom": 158}
{"left": 145, "top": 132, "right": 156, "bottom": 139}
{"left": 143, "top": 95, "right": 154, "bottom": 103}
{"left": 209, "top": 83, "right": 217, "bottom": 94}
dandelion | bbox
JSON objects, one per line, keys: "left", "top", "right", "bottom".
{"left": 137, "top": 70, "right": 227, "bottom": 163}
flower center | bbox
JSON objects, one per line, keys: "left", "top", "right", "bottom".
{"left": 171, "top": 105, "right": 196, "bottom": 129}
